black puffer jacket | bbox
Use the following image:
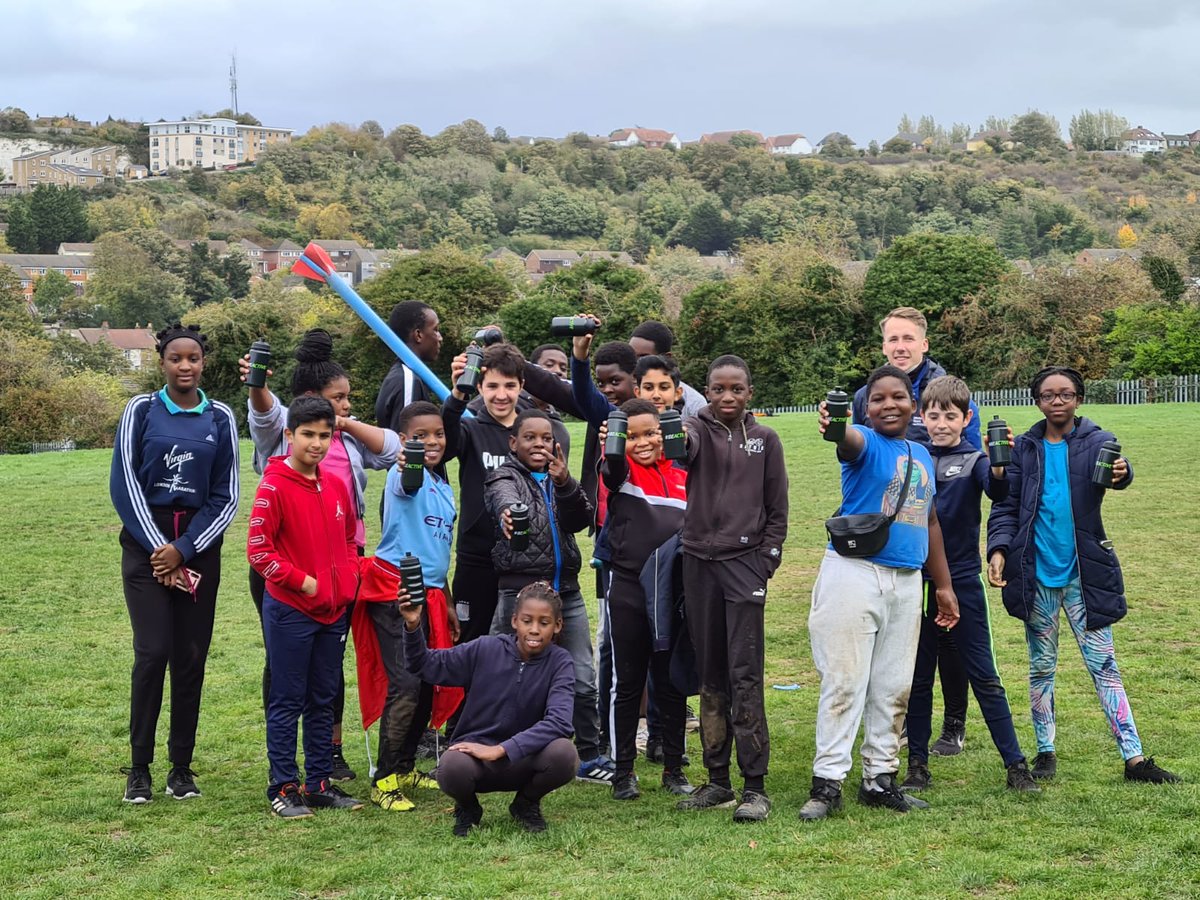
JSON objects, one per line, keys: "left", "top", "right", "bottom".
{"left": 484, "top": 458, "right": 593, "bottom": 592}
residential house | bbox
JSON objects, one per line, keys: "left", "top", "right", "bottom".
{"left": 579, "top": 250, "right": 635, "bottom": 265}
{"left": 11, "top": 150, "right": 110, "bottom": 189}
{"left": 607, "top": 128, "right": 682, "bottom": 150}
{"left": 0, "top": 253, "right": 94, "bottom": 301}
{"left": 766, "top": 134, "right": 813, "bottom": 156}
{"left": 816, "top": 132, "right": 855, "bottom": 152}
{"left": 72, "top": 324, "right": 158, "bottom": 370}
{"left": 55, "top": 146, "right": 119, "bottom": 177}
{"left": 57, "top": 242, "right": 96, "bottom": 256}
{"left": 885, "top": 132, "right": 928, "bottom": 152}
{"left": 1075, "top": 248, "right": 1144, "bottom": 266}
{"left": 238, "top": 238, "right": 268, "bottom": 274}
{"left": 125, "top": 165, "right": 149, "bottom": 180}
{"left": 697, "top": 252, "right": 741, "bottom": 273}
{"left": 261, "top": 239, "right": 303, "bottom": 272}
{"left": 484, "top": 247, "right": 522, "bottom": 262}
{"left": 145, "top": 118, "right": 293, "bottom": 173}
{"left": 312, "top": 240, "right": 378, "bottom": 285}
{"left": 1120, "top": 126, "right": 1165, "bottom": 155}
{"left": 525, "top": 249, "right": 580, "bottom": 275}
{"left": 1162, "top": 130, "right": 1200, "bottom": 150}
{"left": 700, "top": 131, "right": 766, "bottom": 147}
{"left": 173, "top": 239, "right": 230, "bottom": 257}
{"left": 966, "top": 130, "right": 1014, "bottom": 152}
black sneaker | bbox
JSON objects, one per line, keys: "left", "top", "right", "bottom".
{"left": 416, "top": 729, "right": 440, "bottom": 761}
{"left": 270, "top": 782, "right": 313, "bottom": 818}
{"left": 1006, "top": 759, "right": 1041, "bottom": 792}
{"left": 798, "top": 776, "right": 842, "bottom": 821}
{"left": 930, "top": 717, "right": 965, "bottom": 756}
{"left": 858, "top": 773, "right": 931, "bottom": 812}
{"left": 676, "top": 782, "right": 737, "bottom": 811}
{"left": 330, "top": 744, "right": 356, "bottom": 782}
{"left": 122, "top": 765, "right": 152, "bottom": 804}
{"left": 509, "top": 795, "right": 548, "bottom": 833}
{"left": 612, "top": 772, "right": 641, "bottom": 800}
{"left": 1125, "top": 757, "right": 1181, "bottom": 784}
{"left": 901, "top": 761, "right": 931, "bottom": 792}
{"left": 644, "top": 738, "right": 689, "bottom": 767}
{"left": 166, "top": 765, "right": 201, "bottom": 800}
{"left": 732, "top": 789, "right": 770, "bottom": 823}
{"left": 1031, "top": 751, "right": 1057, "bottom": 781}
{"left": 661, "top": 768, "right": 695, "bottom": 795}
{"left": 452, "top": 798, "right": 483, "bottom": 837}
{"left": 303, "top": 780, "right": 365, "bottom": 810}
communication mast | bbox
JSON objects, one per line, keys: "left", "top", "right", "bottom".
{"left": 229, "top": 52, "right": 239, "bottom": 116}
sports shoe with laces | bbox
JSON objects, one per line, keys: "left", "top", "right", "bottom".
{"left": 122, "top": 765, "right": 152, "bottom": 804}
{"left": 661, "top": 768, "right": 694, "bottom": 795}
{"left": 370, "top": 773, "right": 415, "bottom": 812}
{"left": 577, "top": 755, "right": 616, "bottom": 784}
{"left": 732, "top": 789, "right": 771, "bottom": 822}
{"left": 270, "top": 783, "right": 313, "bottom": 818}
{"left": 166, "top": 765, "right": 201, "bottom": 799}
{"left": 303, "top": 780, "right": 364, "bottom": 810}
{"left": 394, "top": 769, "right": 439, "bottom": 792}
{"left": 509, "top": 795, "right": 548, "bottom": 833}
{"left": 1031, "top": 751, "right": 1057, "bottom": 780}
{"left": 798, "top": 776, "right": 842, "bottom": 821}
{"left": 1125, "top": 757, "right": 1181, "bottom": 784}
{"left": 1006, "top": 759, "right": 1041, "bottom": 792}
{"left": 685, "top": 704, "right": 700, "bottom": 733}
{"left": 330, "top": 743, "right": 356, "bottom": 782}
{"left": 612, "top": 772, "right": 641, "bottom": 800}
{"left": 858, "top": 773, "right": 931, "bottom": 812}
{"left": 901, "top": 761, "right": 931, "bottom": 792}
{"left": 453, "top": 798, "right": 483, "bottom": 837}
{"left": 930, "top": 717, "right": 966, "bottom": 756}
{"left": 416, "top": 728, "right": 440, "bottom": 761}
{"left": 645, "top": 738, "right": 691, "bottom": 767}
{"left": 675, "top": 782, "right": 737, "bottom": 811}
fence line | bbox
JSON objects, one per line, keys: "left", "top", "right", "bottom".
{"left": 755, "top": 374, "right": 1200, "bottom": 415}
{"left": 27, "top": 440, "right": 76, "bottom": 453}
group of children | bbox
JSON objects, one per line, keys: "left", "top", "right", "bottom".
{"left": 109, "top": 304, "right": 1178, "bottom": 835}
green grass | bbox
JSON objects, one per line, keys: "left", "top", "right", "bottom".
{"left": 2, "top": 406, "right": 1198, "bottom": 899}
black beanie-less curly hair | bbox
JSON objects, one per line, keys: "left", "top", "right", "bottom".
{"left": 156, "top": 323, "right": 208, "bottom": 356}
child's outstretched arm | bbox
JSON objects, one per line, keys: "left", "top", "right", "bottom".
{"left": 818, "top": 400, "right": 866, "bottom": 460}
{"left": 926, "top": 505, "right": 960, "bottom": 628}
{"left": 338, "top": 417, "right": 399, "bottom": 463}
{"left": 401, "top": 601, "right": 478, "bottom": 687}
{"left": 569, "top": 318, "right": 615, "bottom": 429}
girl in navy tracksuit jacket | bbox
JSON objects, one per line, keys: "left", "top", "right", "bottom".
{"left": 986, "top": 366, "right": 1179, "bottom": 784}
{"left": 110, "top": 324, "right": 240, "bottom": 804}
{"left": 401, "top": 582, "right": 578, "bottom": 837}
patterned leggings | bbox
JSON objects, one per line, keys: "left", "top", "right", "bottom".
{"left": 1025, "top": 578, "right": 1142, "bottom": 760}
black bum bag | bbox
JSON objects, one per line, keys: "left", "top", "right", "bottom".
{"left": 825, "top": 445, "right": 913, "bottom": 558}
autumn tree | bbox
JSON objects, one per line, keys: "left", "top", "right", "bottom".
{"left": 1069, "top": 109, "right": 1129, "bottom": 151}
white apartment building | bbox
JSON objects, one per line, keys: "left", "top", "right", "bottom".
{"left": 146, "top": 118, "right": 293, "bottom": 173}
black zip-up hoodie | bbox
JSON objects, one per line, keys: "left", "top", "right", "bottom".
{"left": 682, "top": 408, "right": 789, "bottom": 576}
{"left": 442, "top": 393, "right": 521, "bottom": 566}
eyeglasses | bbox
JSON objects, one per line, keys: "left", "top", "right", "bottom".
{"left": 1037, "top": 391, "right": 1078, "bottom": 404}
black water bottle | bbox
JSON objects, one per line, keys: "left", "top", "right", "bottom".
{"left": 474, "top": 326, "right": 503, "bottom": 346}
{"left": 987, "top": 416, "right": 1012, "bottom": 467}
{"left": 401, "top": 440, "right": 425, "bottom": 494}
{"left": 549, "top": 316, "right": 598, "bottom": 337}
{"left": 660, "top": 409, "right": 686, "bottom": 460}
{"left": 398, "top": 553, "right": 425, "bottom": 607}
{"left": 824, "top": 388, "right": 849, "bottom": 443}
{"left": 605, "top": 410, "right": 628, "bottom": 462}
{"left": 456, "top": 343, "right": 484, "bottom": 396}
{"left": 245, "top": 340, "right": 271, "bottom": 389}
{"left": 1092, "top": 440, "right": 1121, "bottom": 488}
{"left": 509, "top": 502, "right": 530, "bottom": 552}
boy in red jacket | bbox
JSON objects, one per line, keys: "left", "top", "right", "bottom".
{"left": 248, "top": 396, "right": 363, "bottom": 818}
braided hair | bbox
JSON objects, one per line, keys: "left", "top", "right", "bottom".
{"left": 292, "top": 329, "right": 347, "bottom": 398}
{"left": 155, "top": 323, "right": 208, "bottom": 356}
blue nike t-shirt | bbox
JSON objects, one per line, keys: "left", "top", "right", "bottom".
{"left": 834, "top": 425, "right": 937, "bottom": 570}
{"left": 1034, "top": 438, "right": 1078, "bottom": 587}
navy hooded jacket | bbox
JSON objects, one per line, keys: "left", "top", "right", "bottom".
{"left": 986, "top": 416, "right": 1133, "bottom": 630}
{"left": 853, "top": 357, "right": 982, "bottom": 450}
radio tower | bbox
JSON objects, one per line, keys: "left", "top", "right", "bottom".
{"left": 229, "top": 51, "right": 239, "bottom": 116}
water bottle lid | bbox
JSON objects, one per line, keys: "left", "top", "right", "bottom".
{"left": 511, "top": 502, "right": 528, "bottom": 513}
{"left": 250, "top": 340, "right": 270, "bottom": 351}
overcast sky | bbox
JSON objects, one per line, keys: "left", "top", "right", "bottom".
{"left": 5, "top": 0, "right": 1198, "bottom": 143}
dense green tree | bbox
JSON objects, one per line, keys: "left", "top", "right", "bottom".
{"left": 1069, "top": 109, "right": 1129, "bottom": 151}
{"left": 6, "top": 185, "right": 91, "bottom": 253}
{"left": 85, "top": 233, "right": 188, "bottom": 328}
{"left": 0, "top": 106, "right": 32, "bottom": 132}
{"left": 0, "top": 266, "right": 39, "bottom": 334}
{"left": 32, "top": 269, "right": 77, "bottom": 321}
{"left": 1106, "top": 300, "right": 1200, "bottom": 376}
{"left": 1140, "top": 255, "right": 1188, "bottom": 302}
{"left": 672, "top": 199, "right": 735, "bottom": 254}
{"left": 1011, "top": 111, "right": 1063, "bottom": 151}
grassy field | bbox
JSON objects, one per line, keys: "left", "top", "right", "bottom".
{"left": 1, "top": 405, "right": 1198, "bottom": 899}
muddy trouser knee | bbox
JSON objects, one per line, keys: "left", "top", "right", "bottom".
{"left": 367, "top": 600, "right": 434, "bottom": 780}
{"left": 682, "top": 553, "right": 769, "bottom": 785}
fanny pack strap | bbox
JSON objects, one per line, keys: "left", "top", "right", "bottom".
{"left": 887, "top": 442, "right": 914, "bottom": 523}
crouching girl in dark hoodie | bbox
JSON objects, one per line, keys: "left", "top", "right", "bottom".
{"left": 483, "top": 409, "right": 609, "bottom": 781}
{"left": 400, "top": 581, "right": 578, "bottom": 836}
